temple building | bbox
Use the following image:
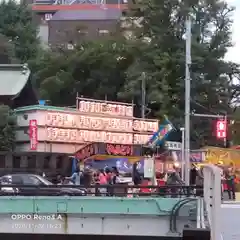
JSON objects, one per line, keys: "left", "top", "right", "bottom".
{"left": 0, "top": 64, "right": 187, "bottom": 176}
{"left": 0, "top": 64, "right": 37, "bottom": 108}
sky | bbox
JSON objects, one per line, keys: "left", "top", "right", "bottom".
{"left": 225, "top": 0, "right": 240, "bottom": 63}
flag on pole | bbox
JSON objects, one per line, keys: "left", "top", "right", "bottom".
{"left": 147, "top": 115, "right": 175, "bottom": 148}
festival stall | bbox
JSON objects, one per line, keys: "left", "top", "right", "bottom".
{"left": 74, "top": 142, "right": 152, "bottom": 174}
{"left": 203, "top": 146, "right": 240, "bottom": 194}
{"left": 73, "top": 141, "right": 205, "bottom": 175}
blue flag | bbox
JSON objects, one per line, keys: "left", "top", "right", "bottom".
{"left": 147, "top": 115, "right": 175, "bottom": 148}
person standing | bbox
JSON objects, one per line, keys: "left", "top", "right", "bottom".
{"left": 225, "top": 167, "right": 236, "bottom": 200}
{"left": 190, "top": 164, "right": 198, "bottom": 185}
{"left": 166, "top": 165, "right": 184, "bottom": 197}
{"left": 65, "top": 167, "right": 81, "bottom": 185}
{"left": 132, "top": 162, "right": 141, "bottom": 185}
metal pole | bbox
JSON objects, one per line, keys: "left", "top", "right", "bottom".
{"left": 180, "top": 128, "right": 185, "bottom": 180}
{"left": 141, "top": 72, "right": 146, "bottom": 118}
{"left": 184, "top": 17, "right": 191, "bottom": 186}
{"left": 192, "top": 113, "right": 225, "bottom": 118}
{"left": 224, "top": 114, "right": 227, "bottom": 147}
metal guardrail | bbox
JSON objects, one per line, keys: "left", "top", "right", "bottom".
{"left": 203, "top": 164, "right": 221, "bottom": 240}
{"left": 0, "top": 184, "right": 203, "bottom": 197}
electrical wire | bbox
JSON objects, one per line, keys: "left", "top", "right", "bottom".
{"left": 191, "top": 98, "right": 220, "bottom": 115}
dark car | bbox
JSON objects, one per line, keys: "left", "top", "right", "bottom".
{"left": 0, "top": 173, "right": 86, "bottom": 196}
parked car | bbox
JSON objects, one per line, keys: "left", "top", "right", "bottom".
{"left": 0, "top": 173, "right": 86, "bottom": 196}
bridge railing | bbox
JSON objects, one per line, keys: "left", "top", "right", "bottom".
{"left": 0, "top": 184, "right": 203, "bottom": 198}
{"left": 203, "top": 164, "right": 221, "bottom": 240}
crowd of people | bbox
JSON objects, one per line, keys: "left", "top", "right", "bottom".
{"left": 48, "top": 161, "right": 237, "bottom": 200}
{"left": 217, "top": 161, "right": 237, "bottom": 200}
{"left": 54, "top": 166, "right": 122, "bottom": 186}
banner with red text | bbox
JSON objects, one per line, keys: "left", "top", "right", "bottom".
{"left": 29, "top": 119, "right": 38, "bottom": 150}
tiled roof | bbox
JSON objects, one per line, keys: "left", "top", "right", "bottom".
{"left": 0, "top": 64, "right": 30, "bottom": 96}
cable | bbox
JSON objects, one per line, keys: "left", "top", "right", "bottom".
{"left": 169, "top": 198, "right": 193, "bottom": 232}
{"left": 173, "top": 198, "right": 197, "bottom": 232}
{"left": 191, "top": 98, "right": 219, "bottom": 115}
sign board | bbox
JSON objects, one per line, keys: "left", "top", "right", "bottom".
{"left": 77, "top": 98, "right": 134, "bottom": 117}
{"left": 164, "top": 141, "right": 181, "bottom": 150}
{"left": 144, "top": 157, "right": 154, "bottom": 178}
{"left": 75, "top": 143, "right": 100, "bottom": 160}
{"left": 29, "top": 120, "right": 38, "bottom": 150}
{"left": 105, "top": 144, "right": 133, "bottom": 156}
{"left": 46, "top": 112, "right": 158, "bottom": 132}
{"left": 45, "top": 111, "right": 158, "bottom": 145}
{"left": 75, "top": 143, "right": 142, "bottom": 160}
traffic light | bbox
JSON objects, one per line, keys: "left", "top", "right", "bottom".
{"left": 216, "top": 120, "right": 227, "bottom": 139}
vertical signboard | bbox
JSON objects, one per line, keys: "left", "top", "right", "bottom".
{"left": 29, "top": 120, "right": 38, "bottom": 150}
{"left": 144, "top": 157, "right": 154, "bottom": 178}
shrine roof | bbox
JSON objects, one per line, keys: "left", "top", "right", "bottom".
{"left": 0, "top": 64, "right": 30, "bottom": 98}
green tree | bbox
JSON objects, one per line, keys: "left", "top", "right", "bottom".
{"left": 31, "top": 37, "right": 135, "bottom": 106}
{"left": 0, "top": 33, "right": 16, "bottom": 63}
{"left": 0, "top": 0, "right": 40, "bottom": 62}
{"left": 230, "top": 108, "right": 240, "bottom": 145}
{"left": 119, "top": 0, "right": 240, "bottom": 147}
{"left": 0, "top": 105, "right": 16, "bottom": 151}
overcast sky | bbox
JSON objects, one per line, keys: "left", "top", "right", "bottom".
{"left": 225, "top": 0, "right": 240, "bottom": 63}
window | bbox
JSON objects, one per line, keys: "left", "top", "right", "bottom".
{"left": 0, "top": 155, "right": 5, "bottom": 168}
{"left": 43, "top": 156, "right": 50, "bottom": 169}
{"left": 13, "top": 156, "right": 20, "bottom": 169}
{"left": 12, "top": 175, "right": 24, "bottom": 184}
{"left": 44, "top": 13, "right": 52, "bottom": 21}
{"left": 56, "top": 156, "right": 63, "bottom": 169}
{"left": 27, "top": 156, "right": 36, "bottom": 169}
{"left": 67, "top": 43, "right": 74, "bottom": 50}
{"left": 22, "top": 176, "right": 42, "bottom": 185}
{"left": 98, "top": 29, "right": 109, "bottom": 36}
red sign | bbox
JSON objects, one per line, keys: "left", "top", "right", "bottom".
{"left": 78, "top": 100, "right": 133, "bottom": 117}
{"left": 75, "top": 143, "right": 99, "bottom": 160}
{"left": 106, "top": 144, "right": 133, "bottom": 156}
{"left": 29, "top": 120, "right": 38, "bottom": 150}
{"left": 216, "top": 120, "right": 227, "bottom": 139}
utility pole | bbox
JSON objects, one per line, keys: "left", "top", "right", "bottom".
{"left": 141, "top": 72, "right": 146, "bottom": 118}
{"left": 180, "top": 128, "right": 185, "bottom": 180}
{"left": 224, "top": 114, "right": 227, "bottom": 147}
{"left": 184, "top": 17, "right": 192, "bottom": 185}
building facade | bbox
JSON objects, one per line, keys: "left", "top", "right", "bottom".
{"left": 6, "top": 98, "right": 158, "bottom": 175}
{"left": 29, "top": 0, "right": 129, "bottom": 47}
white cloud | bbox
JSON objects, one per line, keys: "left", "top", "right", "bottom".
{"left": 225, "top": 0, "right": 240, "bottom": 64}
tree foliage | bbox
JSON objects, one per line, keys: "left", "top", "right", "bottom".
{"left": 0, "top": 0, "right": 39, "bottom": 63}
{"left": 0, "top": 0, "right": 39, "bottom": 150}
{"left": 0, "top": 105, "right": 16, "bottom": 151}
{"left": 118, "top": 0, "right": 240, "bottom": 147}
{"left": 30, "top": 37, "right": 136, "bottom": 106}
{"left": 31, "top": 0, "right": 240, "bottom": 148}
